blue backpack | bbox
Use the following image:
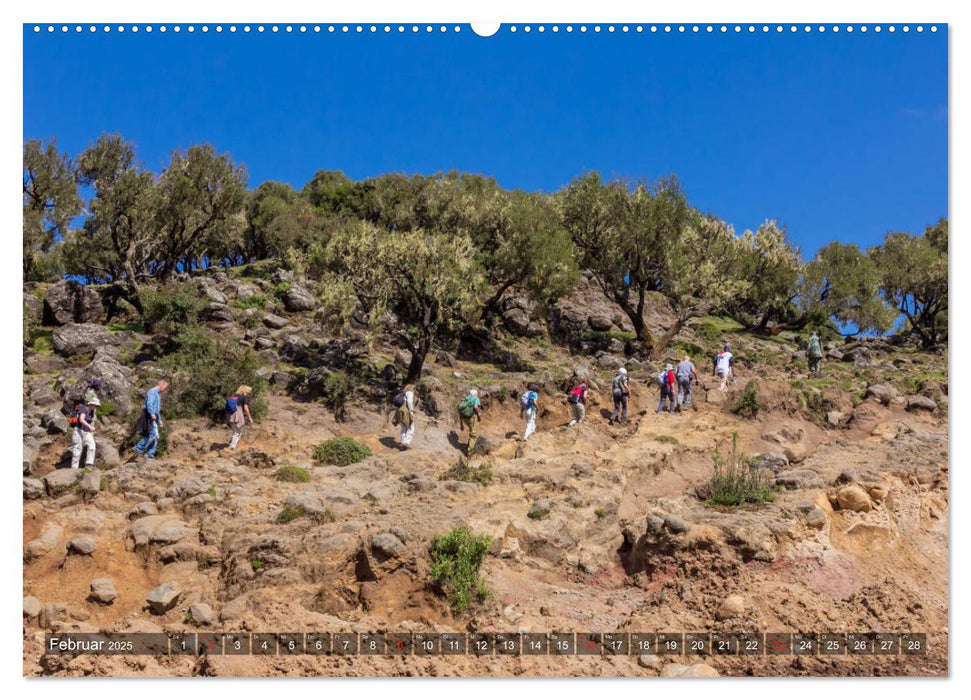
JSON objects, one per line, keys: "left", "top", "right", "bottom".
{"left": 225, "top": 396, "right": 239, "bottom": 414}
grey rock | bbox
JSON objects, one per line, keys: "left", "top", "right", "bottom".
{"left": 262, "top": 314, "right": 289, "bottom": 329}
{"left": 906, "top": 395, "right": 937, "bottom": 412}
{"left": 128, "top": 515, "right": 193, "bottom": 547}
{"left": 596, "top": 353, "right": 624, "bottom": 370}
{"left": 24, "top": 524, "right": 64, "bottom": 560}
{"left": 805, "top": 508, "right": 827, "bottom": 529}
{"left": 664, "top": 516, "right": 688, "bottom": 534}
{"left": 23, "top": 478, "right": 45, "bottom": 500}
{"left": 364, "top": 484, "right": 396, "bottom": 503}
{"left": 371, "top": 532, "right": 407, "bottom": 559}
{"left": 24, "top": 596, "right": 42, "bottom": 619}
{"left": 775, "top": 469, "right": 822, "bottom": 490}
{"left": 146, "top": 581, "right": 182, "bottom": 614}
{"left": 647, "top": 515, "right": 665, "bottom": 534}
{"left": 67, "top": 536, "right": 97, "bottom": 555}
{"left": 72, "top": 351, "right": 135, "bottom": 415}
{"left": 52, "top": 323, "right": 116, "bottom": 357}
{"left": 793, "top": 500, "right": 815, "bottom": 513}
{"left": 188, "top": 602, "right": 214, "bottom": 625}
{"left": 127, "top": 502, "right": 159, "bottom": 520}
{"left": 43, "top": 280, "right": 105, "bottom": 326}
{"left": 39, "top": 603, "right": 67, "bottom": 629}
{"left": 44, "top": 468, "right": 83, "bottom": 496}
{"left": 751, "top": 452, "right": 789, "bottom": 472}
{"left": 29, "top": 383, "right": 60, "bottom": 408}
{"left": 94, "top": 438, "right": 121, "bottom": 468}
{"left": 282, "top": 284, "right": 316, "bottom": 312}
{"left": 394, "top": 349, "right": 412, "bottom": 370}
{"left": 528, "top": 499, "right": 553, "bottom": 519}
{"left": 79, "top": 468, "right": 102, "bottom": 496}
{"left": 196, "top": 278, "right": 228, "bottom": 304}
{"left": 435, "top": 351, "right": 457, "bottom": 367}
{"left": 89, "top": 579, "right": 118, "bottom": 604}
{"left": 826, "top": 410, "right": 845, "bottom": 427}
{"left": 41, "top": 409, "right": 70, "bottom": 435}
{"left": 587, "top": 314, "right": 613, "bottom": 332}
{"left": 204, "top": 303, "right": 235, "bottom": 323}
{"left": 866, "top": 384, "right": 898, "bottom": 405}
{"left": 571, "top": 462, "right": 594, "bottom": 477}
{"left": 638, "top": 654, "right": 663, "bottom": 669}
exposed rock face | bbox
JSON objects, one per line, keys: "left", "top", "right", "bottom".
{"left": 834, "top": 484, "right": 873, "bottom": 512}
{"left": 69, "top": 350, "right": 135, "bottom": 415}
{"left": 89, "top": 579, "right": 118, "bottom": 605}
{"left": 43, "top": 280, "right": 105, "bottom": 326}
{"left": 52, "top": 323, "right": 117, "bottom": 357}
{"left": 282, "top": 284, "right": 316, "bottom": 312}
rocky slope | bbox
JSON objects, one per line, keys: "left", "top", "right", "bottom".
{"left": 22, "top": 271, "right": 948, "bottom": 677}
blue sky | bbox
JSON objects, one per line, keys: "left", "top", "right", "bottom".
{"left": 23, "top": 24, "right": 947, "bottom": 258}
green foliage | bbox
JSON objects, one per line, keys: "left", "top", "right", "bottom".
{"left": 704, "top": 432, "right": 776, "bottom": 506}
{"left": 318, "top": 371, "right": 353, "bottom": 422}
{"left": 28, "top": 327, "right": 54, "bottom": 354}
{"left": 276, "top": 504, "right": 307, "bottom": 523}
{"left": 594, "top": 508, "right": 606, "bottom": 519}
{"left": 580, "top": 330, "right": 637, "bottom": 343}
{"left": 429, "top": 527, "right": 492, "bottom": 614}
{"left": 233, "top": 293, "right": 266, "bottom": 310}
{"left": 244, "top": 181, "right": 326, "bottom": 261}
{"left": 275, "top": 465, "right": 311, "bottom": 483}
{"left": 694, "top": 316, "right": 743, "bottom": 345}
{"left": 160, "top": 326, "right": 266, "bottom": 420}
{"left": 97, "top": 401, "right": 117, "bottom": 416}
{"left": 139, "top": 285, "right": 207, "bottom": 333}
{"left": 312, "top": 437, "right": 371, "bottom": 466}
{"left": 251, "top": 558, "right": 264, "bottom": 570}
{"left": 23, "top": 138, "right": 82, "bottom": 281}
{"left": 272, "top": 280, "right": 293, "bottom": 297}
{"left": 656, "top": 435, "right": 679, "bottom": 445}
{"left": 730, "top": 380, "right": 762, "bottom": 419}
{"left": 440, "top": 456, "right": 493, "bottom": 485}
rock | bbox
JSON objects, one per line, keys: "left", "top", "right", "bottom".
{"left": 499, "top": 537, "right": 523, "bottom": 560}
{"left": 805, "top": 508, "right": 827, "bottom": 529}
{"left": 502, "top": 307, "right": 535, "bottom": 336}
{"left": 715, "top": 594, "right": 748, "bottom": 620}
{"left": 775, "top": 469, "right": 822, "bottom": 490}
{"left": 835, "top": 484, "right": 872, "bottom": 512}
{"left": 43, "top": 280, "right": 105, "bottom": 326}
{"left": 127, "top": 502, "right": 159, "bottom": 520}
{"left": 587, "top": 314, "right": 613, "bottom": 332}
{"left": 836, "top": 468, "right": 857, "bottom": 484}
{"left": 219, "top": 597, "right": 247, "bottom": 622}
{"left": 597, "top": 353, "right": 624, "bottom": 370}
{"left": 866, "top": 384, "right": 898, "bottom": 405}
{"left": 23, "top": 478, "right": 45, "bottom": 500}
{"left": 435, "top": 351, "right": 457, "bottom": 367}
{"left": 528, "top": 499, "right": 553, "bottom": 519}
{"left": 24, "top": 524, "right": 63, "bottom": 560}
{"left": 282, "top": 284, "right": 316, "bottom": 312}
{"left": 24, "top": 596, "right": 42, "bottom": 619}
{"left": 868, "top": 484, "right": 889, "bottom": 502}
{"left": 646, "top": 515, "right": 665, "bottom": 534}
{"left": 394, "top": 349, "right": 412, "bottom": 370}
{"left": 94, "top": 438, "right": 121, "bottom": 468}
{"left": 196, "top": 278, "right": 227, "bottom": 304}
{"left": 44, "top": 469, "right": 83, "bottom": 496}
{"left": 41, "top": 409, "right": 69, "bottom": 434}
{"left": 128, "top": 515, "right": 193, "bottom": 547}
{"left": 72, "top": 351, "right": 135, "bottom": 415}
{"left": 471, "top": 435, "right": 494, "bottom": 456}
{"left": 793, "top": 500, "right": 815, "bottom": 513}
{"left": 571, "top": 463, "right": 594, "bottom": 477}
{"left": 39, "top": 603, "right": 67, "bottom": 629}
{"left": 751, "top": 452, "right": 789, "bottom": 472}
{"left": 146, "top": 581, "right": 182, "bottom": 614}
{"left": 188, "top": 602, "right": 214, "bottom": 625}
{"left": 262, "top": 313, "right": 289, "bottom": 329}
{"left": 826, "top": 410, "right": 845, "bottom": 427}
{"left": 29, "top": 383, "right": 60, "bottom": 407}
{"left": 67, "top": 536, "right": 97, "bottom": 555}
{"left": 664, "top": 516, "right": 688, "bottom": 534}
{"left": 89, "top": 579, "right": 118, "bottom": 605}
{"left": 637, "top": 654, "right": 663, "bottom": 669}
{"left": 371, "top": 532, "right": 406, "bottom": 559}
{"left": 364, "top": 484, "right": 396, "bottom": 503}
{"left": 906, "top": 395, "right": 937, "bottom": 412}
{"left": 79, "top": 469, "right": 102, "bottom": 496}
{"left": 660, "top": 663, "right": 720, "bottom": 678}
{"left": 52, "top": 323, "right": 116, "bottom": 357}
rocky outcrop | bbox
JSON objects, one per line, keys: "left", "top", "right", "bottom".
{"left": 52, "top": 323, "right": 117, "bottom": 357}
{"left": 43, "top": 280, "right": 105, "bottom": 326}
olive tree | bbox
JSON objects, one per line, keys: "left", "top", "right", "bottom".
{"left": 23, "top": 138, "right": 82, "bottom": 281}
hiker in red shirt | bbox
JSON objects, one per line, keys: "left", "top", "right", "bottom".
{"left": 656, "top": 364, "right": 677, "bottom": 414}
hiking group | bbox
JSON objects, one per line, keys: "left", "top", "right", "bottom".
{"left": 65, "top": 332, "right": 825, "bottom": 467}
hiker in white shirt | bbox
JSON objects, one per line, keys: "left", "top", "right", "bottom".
{"left": 713, "top": 344, "right": 735, "bottom": 392}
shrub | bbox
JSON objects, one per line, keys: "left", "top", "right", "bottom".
{"left": 594, "top": 507, "right": 606, "bottom": 519}
{"left": 97, "top": 401, "right": 117, "bottom": 416}
{"left": 272, "top": 280, "right": 293, "bottom": 298}
{"left": 319, "top": 371, "right": 352, "bottom": 422}
{"left": 730, "top": 380, "right": 762, "bottom": 419}
{"left": 275, "top": 465, "right": 311, "bottom": 483}
{"left": 429, "top": 527, "right": 492, "bottom": 614}
{"left": 440, "top": 457, "right": 493, "bottom": 485}
{"left": 276, "top": 504, "right": 306, "bottom": 523}
{"left": 580, "top": 330, "right": 637, "bottom": 343}
{"left": 139, "top": 285, "right": 207, "bottom": 334}
{"left": 160, "top": 326, "right": 266, "bottom": 421}
{"left": 313, "top": 437, "right": 371, "bottom": 466}
{"left": 702, "top": 432, "right": 776, "bottom": 506}
{"left": 656, "top": 434, "right": 679, "bottom": 445}
{"left": 28, "top": 327, "right": 54, "bottom": 353}
{"left": 233, "top": 293, "right": 267, "bottom": 310}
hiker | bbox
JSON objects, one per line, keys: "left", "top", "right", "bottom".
{"left": 807, "top": 331, "right": 823, "bottom": 376}
{"left": 134, "top": 379, "right": 169, "bottom": 460}
{"left": 567, "top": 380, "right": 588, "bottom": 427}
{"left": 520, "top": 384, "right": 540, "bottom": 440}
{"left": 393, "top": 384, "right": 416, "bottom": 449}
{"left": 457, "top": 388, "right": 483, "bottom": 455}
{"left": 226, "top": 385, "right": 254, "bottom": 450}
{"left": 609, "top": 368, "right": 631, "bottom": 425}
{"left": 70, "top": 396, "right": 99, "bottom": 469}
{"left": 83, "top": 378, "right": 103, "bottom": 405}
{"left": 713, "top": 344, "right": 735, "bottom": 392}
{"left": 676, "top": 355, "right": 699, "bottom": 411}
{"left": 657, "top": 364, "right": 677, "bottom": 413}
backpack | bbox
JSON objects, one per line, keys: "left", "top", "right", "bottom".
{"left": 458, "top": 396, "right": 477, "bottom": 417}
{"left": 808, "top": 336, "right": 822, "bottom": 358}
{"left": 68, "top": 403, "right": 82, "bottom": 426}
{"left": 568, "top": 386, "right": 584, "bottom": 404}
{"left": 612, "top": 376, "right": 627, "bottom": 396}
{"left": 393, "top": 391, "right": 407, "bottom": 408}
{"left": 520, "top": 391, "right": 536, "bottom": 409}
{"left": 225, "top": 396, "right": 238, "bottom": 414}
{"left": 136, "top": 408, "right": 151, "bottom": 437}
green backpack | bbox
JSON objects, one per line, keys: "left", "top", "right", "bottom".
{"left": 457, "top": 396, "right": 477, "bottom": 417}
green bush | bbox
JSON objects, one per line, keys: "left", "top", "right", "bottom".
{"left": 139, "top": 285, "right": 207, "bottom": 333}
{"left": 233, "top": 293, "right": 267, "bottom": 310}
{"left": 160, "top": 326, "right": 267, "bottom": 421}
{"left": 319, "top": 371, "right": 352, "bottom": 422}
{"left": 276, "top": 504, "right": 306, "bottom": 523}
{"left": 97, "top": 401, "right": 117, "bottom": 416}
{"left": 656, "top": 434, "right": 679, "bottom": 445}
{"left": 440, "top": 457, "right": 493, "bottom": 485}
{"left": 730, "top": 380, "right": 762, "bottom": 419}
{"left": 272, "top": 280, "right": 293, "bottom": 298}
{"left": 580, "top": 330, "right": 636, "bottom": 343}
{"left": 312, "top": 437, "right": 371, "bottom": 466}
{"left": 429, "top": 527, "right": 492, "bottom": 614}
{"left": 275, "top": 465, "right": 311, "bottom": 483}
{"left": 703, "top": 432, "right": 776, "bottom": 506}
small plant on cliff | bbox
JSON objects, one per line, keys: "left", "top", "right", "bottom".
{"left": 276, "top": 504, "right": 306, "bottom": 523}
{"left": 440, "top": 456, "right": 492, "bottom": 485}
{"left": 275, "top": 465, "right": 311, "bottom": 483}
{"left": 702, "top": 432, "right": 776, "bottom": 506}
{"left": 730, "top": 380, "right": 762, "bottom": 419}
{"left": 312, "top": 437, "right": 371, "bottom": 466}
{"left": 429, "top": 527, "right": 492, "bottom": 614}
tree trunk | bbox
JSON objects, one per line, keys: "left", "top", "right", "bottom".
{"left": 404, "top": 338, "right": 430, "bottom": 385}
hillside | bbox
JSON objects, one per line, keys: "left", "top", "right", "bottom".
{"left": 22, "top": 268, "right": 948, "bottom": 677}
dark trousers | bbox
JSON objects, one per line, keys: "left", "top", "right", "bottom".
{"left": 611, "top": 392, "right": 628, "bottom": 423}
{"left": 657, "top": 385, "right": 676, "bottom": 413}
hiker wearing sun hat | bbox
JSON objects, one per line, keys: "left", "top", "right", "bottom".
{"left": 656, "top": 363, "right": 677, "bottom": 414}
{"left": 70, "top": 396, "right": 100, "bottom": 469}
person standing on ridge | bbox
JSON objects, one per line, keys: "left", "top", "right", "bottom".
{"left": 610, "top": 368, "right": 631, "bottom": 425}
{"left": 567, "top": 380, "right": 589, "bottom": 427}
{"left": 457, "top": 388, "right": 482, "bottom": 455}
{"left": 520, "top": 383, "right": 540, "bottom": 441}
{"left": 713, "top": 344, "right": 735, "bottom": 392}
{"left": 676, "top": 355, "right": 699, "bottom": 411}
{"left": 807, "top": 331, "right": 823, "bottom": 377}
{"left": 134, "top": 379, "right": 169, "bottom": 460}
{"left": 657, "top": 364, "right": 677, "bottom": 414}
{"left": 70, "top": 396, "right": 99, "bottom": 469}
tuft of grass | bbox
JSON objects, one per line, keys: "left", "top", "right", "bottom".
{"left": 106, "top": 321, "right": 145, "bottom": 333}
{"left": 594, "top": 507, "right": 606, "bottom": 519}
{"left": 429, "top": 527, "right": 492, "bottom": 615}
{"left": 276, "top": 504, "right": 307, "bottom": 523}
{"left": 275, "top": 465, "right": 311, "bottom": 483}
{"left": 730, "top": 380, "right": 762, "bottom": 419}
{"left": 97, "top": 401, "right": 117, "bottom": 417}
{"left": 656, "top": 434, "right": 679, "bottom": 445}
{"left": 251, "top": 558, "right": 264, "bottom": 570}
{"left": 440, "top": 457, "right": 493, "bottom": 485}
{"left": 312, "top": 437, "right": 371, "bottom": 466}
{"left": 233, "top": 293, "right": 267, "bottom": 310}
{"left": 581, "top": 330, "right": 636, "bottom": 343}
{"left": 695, "top": 316, "right": 743, "bottom": 345}
{"left": 272, "top": 280, "right": 293, "bottom": 298}
{"left": 28, "top": 328, "right": 54, "bottom": 353}
{"left": 703, "top": 432, "right": 776, "bottom": 506}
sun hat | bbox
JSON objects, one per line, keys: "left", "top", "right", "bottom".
{"left": 619, "top": 367, "right": 627, "bottom": 375}
{"left": 665, "top": 363, "right": 674, "bottom": 371}
{"left": 86, "top": 396, "right": 101, "bottom": 407}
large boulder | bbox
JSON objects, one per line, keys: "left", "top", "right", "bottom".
{"left": 69, "top": 350, "right": 135, "bottom": 415}
{"left": 41, "top": 408, "right": 69, "bottom": 434}
{"left": 52, "top": 323, "right": 116, "bottom": 357}
{"left": 196, "top": 277, "right": 228, "bottom": 304}
{"left": 128, "top": 515, "right": 194, "bottom": 548}
{"left": 44, "top": 469, "right": 83, "bottom": 496}
{"left": 282, "top": 284, "right": 316, "bottom": 312}
{"left": 866, "top": 384, "right": 898, "bottom": 405}
{"left": 834, "top": 484, "right": 872, "bottom": 512}
{"left": 43, "top": 280, "right": 105, "bottom": 326}
{"left": 146, "top": 581, "right": 182, "bottom": 614}
{"left": 906, "top": 395, "right": 938, "bottom": 412}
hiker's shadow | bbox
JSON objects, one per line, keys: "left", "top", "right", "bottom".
{"left": 378, "top": 437, "right": 399, "bottom": 450}
{"left": 208, "top": 442, "right": 230, "bottom": 451}
{"left": 447, "top": 431, "right": 465, "bottom": 451}
{"left": 599, "top": 408, "right": 613, "bottom": 420}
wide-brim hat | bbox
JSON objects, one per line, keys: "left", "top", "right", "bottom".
{"left": 86, "top": 397, "right": 101, "bottom": 407}
{"left": 665, "top": 364, "right": 674, "bottom": 371}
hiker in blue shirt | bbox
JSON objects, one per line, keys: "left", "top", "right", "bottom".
{"left": 520, "top": 384, "right": 540, "bottom": 440}
{"left": 134, "top": 380, "right": 169, "bottom": 460}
